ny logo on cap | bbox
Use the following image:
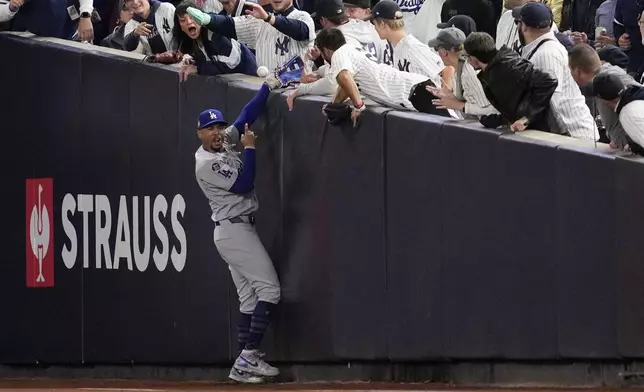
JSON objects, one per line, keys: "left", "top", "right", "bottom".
{"left": 209, "top": 111, "right": 217, "bottom": 119}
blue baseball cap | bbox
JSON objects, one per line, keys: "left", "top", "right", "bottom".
{"left": 512, "top": 2, "right": 553, "bottom": 29}
{"left": 197, "top": 109, "right": 227, "bottom": 129}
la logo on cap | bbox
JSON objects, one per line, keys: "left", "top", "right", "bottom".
{"left": 209, "top": 111, "right": 217, "bottom": 119}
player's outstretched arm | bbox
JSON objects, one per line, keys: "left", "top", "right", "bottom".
{"left": 229, "top": 124, "right": 257, "bottom": 194}
{"left": 232, "top": 83, "right": 271, "bottom": 132}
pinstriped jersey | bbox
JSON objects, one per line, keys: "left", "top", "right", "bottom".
{"left": 393, "top": 34, "right": 444, "bottom": 88}
{"left": 459, "top": 61, "right": 498, "bottom": 116}
{"left": 521, "top": 32, "right": 598, "bottom": 141}
{"left": 496, "top": 9, "right": 559, "bottom": 51}
{"left": 338, "top": 19, "right": 393, "bottom": 66}
{"left": 619, "top": 100, "right": 644, "bottom": 150}
{"left": 233, "top": 9, "right": 315, "bottom": 69}
{"left": 329, "top": 43, "right": 427, "bottom": 110}
{"left": 124, "top": 1, "right": 176, "bottom": 54}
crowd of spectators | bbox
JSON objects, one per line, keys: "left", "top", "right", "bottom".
{"left": 1, "top": 0, "right": 644, "bottom": 153}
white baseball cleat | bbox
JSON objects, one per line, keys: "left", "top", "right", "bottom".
{"left": 228, "top": 367, "right": 265, "bottom": 384}
{"left": 234, "top": 349, "right": 280, "bottom": 377}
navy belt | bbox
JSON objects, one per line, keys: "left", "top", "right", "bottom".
{"left": 215, "top": 215, "right": 255, "bottom": 226}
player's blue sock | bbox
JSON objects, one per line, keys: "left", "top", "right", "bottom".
{"left": 244, "top": 301, "right": 275, "bottom": 351}
{"left": 237, "top": 312, "right": 252, "bottom": 353}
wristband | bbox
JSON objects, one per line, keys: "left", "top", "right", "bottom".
{"left": 264, "top": 14, "right": 273, "bottom": 23}
{"left": 353, "top": 101, "right": 366, "bottom": 112}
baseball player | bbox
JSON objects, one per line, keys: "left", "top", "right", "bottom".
{"left": 194, "top": 76, "right": 282, "bottom": 384}
{"left": 366, "top": 0, "right": 451, "bottom": 89}
{"left": 186, "top": 0, "right": 315, "bottom": 69}
{"left": 286, "top": 0, "right": 390, "bottom": 110}
{"left": 123, "top": 0, "right": 177, "bottom": 54}
{"left": 315, "top": 27, "right": 461, "bottom": 124}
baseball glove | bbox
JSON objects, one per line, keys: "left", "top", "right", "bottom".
{"left": 145, "top": 51, "right": 184, "bottom": 65}
{"left": 323, "top": 103, "right": 352, "bottom": 126}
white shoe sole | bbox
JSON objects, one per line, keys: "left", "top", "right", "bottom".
{"left": 229, "top": 370, "right": 265, "bottom": 384}
{"left": 234, "top": 360, "right": 280, "bottom": 377}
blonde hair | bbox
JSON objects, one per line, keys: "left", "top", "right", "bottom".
{"left": 375, "top": 18, "right": 405, "bottom": 30}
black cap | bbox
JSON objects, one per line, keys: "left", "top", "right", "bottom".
{"left": 343, "top": 0, "right": 370, "bottom": 8}
{"left": 312, "top": 0, "right": 345, "bottom": 18}
{"left": 512, "top": 2, "right": 553, "bottom": 29}
{"left": 437, "top": 15, "right": 476, "bottom": 36}
{"left": 364, "top": 0, "right": 402, "bottom": 21}
{"left": 597, "top": 45, "right": 629, "bottom": 70}
{"left": 591, "top": 72, "right": 627, "bottom": 101}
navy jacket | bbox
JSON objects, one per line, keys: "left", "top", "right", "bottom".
{"left": 613, "top": 0, "right": 644, "bottom": 74}
{"left": 187, "top": 30, "right": 257, "bottom": 76}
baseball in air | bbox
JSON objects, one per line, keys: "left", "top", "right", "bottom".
{"left": 257, "top": 66, "right": 269, "bottom": 77}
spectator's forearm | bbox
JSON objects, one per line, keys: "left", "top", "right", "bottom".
{"left": 124, "top": 32, "right": 139, "bottom": 51}
{"left": 335, "top": 70, "right": 361, "bottom": 105}
{"left": 295, "top": 75, "right": 337, "bottom": 97}
{"left": 0, "top": 3, "right": 17, "bottom": 22}
{"left": 206, "top": 14, "right": 237, "bottom": 39}
{"left": 271, "top": 16, "right": 310, "bottom": 41}
{"left": 79, "top": 0, "right": 94, "bottom": 14}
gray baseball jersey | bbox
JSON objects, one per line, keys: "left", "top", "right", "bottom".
{"left": 393, "top": 33, "right": 444, "bottom": 88}
{"left": 233, "top": 10, "right": 315, "bottom": 69}
{"left": 195, "top": 126, "right": 281, "bottom": 312}
{"left": 194, "top": 126, "right": 258, "bottom": 222}
{"left": 329, "top": 43, "right": 427, "bottom": 110}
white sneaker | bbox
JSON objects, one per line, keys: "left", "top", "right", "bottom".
{"left": 234, "top": 349, "right": 280, "bottom": 377}
{"left": 229, "top": 367, "right": 265, "bottom": 384}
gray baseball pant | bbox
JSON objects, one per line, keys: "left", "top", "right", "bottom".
{"left": 214, "top": 222, "right": 281, "bottom": 313}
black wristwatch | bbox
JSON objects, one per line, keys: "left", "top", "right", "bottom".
{"left": 264, "top": 13, "right": 272, "bottom": 22}
{"left": 80, "top": 11, "right": 91, "bottom": 18}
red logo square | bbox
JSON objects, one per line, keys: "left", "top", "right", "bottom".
{"left": 26, "top": 178, "right": 54, "bottom": 288}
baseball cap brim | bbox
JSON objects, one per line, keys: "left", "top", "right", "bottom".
{"left": 436, "top": 22, "right": 449, "bottom": 28}
{"left": 427, "top": 38, "right": 441, "bottom": 48}
{"left": 512, "top": 6, "right": 524, "bottom": 20}
{"left": 199, "top": 120, "right": 228, "bottom": 129}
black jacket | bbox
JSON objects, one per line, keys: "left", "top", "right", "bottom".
{"left": 477, "top": 47, "right": 558, "bottom": 132}
{"left": 560, "top": 0, "right": 605, "bottom": 39}
{"left": 441, "top": 0, "right": 497, "bottom": 38}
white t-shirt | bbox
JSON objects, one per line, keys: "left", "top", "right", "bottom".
{"left": 409, "top": 0, "right": 446, "bottom": 47}
{"left": 329, "top": 43, "right": 428, "bottom": 110}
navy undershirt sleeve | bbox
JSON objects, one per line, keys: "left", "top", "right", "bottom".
{"left": 272, "top": 16, "right": 310, "bottom": 41}
{"left": 205, "top": 14, "right": 238, "bottom": 40}
{"left": 232, "top": 83, "right": 270, "bottom": 130}
{"left": 229, "top": 148, "right": 256, "bottom": 194}
{"left": 124, "top": 32, "right": 139, "bottom": 51}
